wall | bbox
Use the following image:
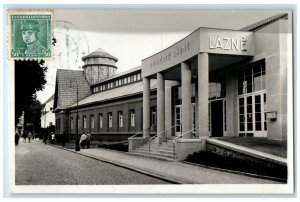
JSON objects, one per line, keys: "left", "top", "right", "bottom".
{"left": 252, "top": 19, "right": 289, "bottom": 141}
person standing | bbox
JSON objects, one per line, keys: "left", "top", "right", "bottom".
{"left": 79, "top": 132, "right": 87, "bottom": 149}
{"left": 86, "top": 131, "right": 92, "bottom": 149}
{"left": 27, "top": 131, "right": 32, "bottom": 143}
{"left": 22, "top": 131, "right": 27, "bottom": 143}
{"left": 15, "top": 131, "right": 20, "bottom": 146}
{"left": 43, "top": 132, "right": 48, "bottom": 144}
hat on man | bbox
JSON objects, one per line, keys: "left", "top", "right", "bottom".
{"left": 20, "top": 20, "right": 41, "bottom": 31}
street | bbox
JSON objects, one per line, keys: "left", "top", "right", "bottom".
{"left": 15, "top": 139, "right": 170, "bottom": 185}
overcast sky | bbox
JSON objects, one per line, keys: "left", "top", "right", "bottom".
{"left": 37, "top": 9, "right": 288, "bottom": 103}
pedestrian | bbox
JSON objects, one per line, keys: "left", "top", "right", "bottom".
{"left": 50, "top": 132, "right": 55, "bottom": 143}
{"left": 28, "top": 131, "right": 32, "bottom": 143}
{"left": 86, "top": 131, "right": 92, "bottom": 149}
{"left": 79, "top": 132, "right": 87, "bottom": 149}
{"left": 15, "top": 131, "right": 20, "bottom": 146}
{"left": 43, "top": 132, "right": 48, "bottom": 144}
{"left": 22, "top": 131, "right": 27, "bottom": 143}
{"left": 62, "top": 131, "right": 67, "bottom": 147}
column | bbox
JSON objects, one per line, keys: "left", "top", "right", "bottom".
{"left": 198, "top": 53, "right": 209, "bottom": 138}
{"left": 157, "top": 72, "right": 165, "bottom": 142}
{"left": 143, "top": 77, "right": 150, "bottom": 138}
{"left": 181, "top": 62, "right": 192, "bottom": 139}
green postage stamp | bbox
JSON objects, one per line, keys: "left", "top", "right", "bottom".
{"left": 8, "top": 10, "right": 53, "bottom": 59}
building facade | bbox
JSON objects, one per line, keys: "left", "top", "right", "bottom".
{"left": 41, "top": 94, "right": 55, "bottom": 128}
{"left": 53, "top": 13, "right": 291, "bottom": 156}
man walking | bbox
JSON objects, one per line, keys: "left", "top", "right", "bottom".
{"left": 86, "top": 131, "right": 92, "bottom": 149}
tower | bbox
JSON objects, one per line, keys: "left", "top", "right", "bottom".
{"left": 82, "top": 48, "right": 118, "bottom": 84}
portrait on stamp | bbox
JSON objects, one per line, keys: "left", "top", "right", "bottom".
{"left": 9, "top": 11, "right": 53, "bottom": 59}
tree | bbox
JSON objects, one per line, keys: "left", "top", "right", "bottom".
{"left": 24, "top": 100, "right": 43, "bottom": 133}
{"left": 15, "top": 60, "right": 47, "bottom": 126}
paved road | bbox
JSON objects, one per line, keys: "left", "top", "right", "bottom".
{"left": 15, "top": 139, "right": 170, "bottom": 185}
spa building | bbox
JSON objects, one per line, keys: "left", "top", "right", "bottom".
{"left": 53, "top": 13, "right": 291, "bottom": 160}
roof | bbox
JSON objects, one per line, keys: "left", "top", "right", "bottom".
{"left": 82, "top": 48, "right": 118, "bottom": 62}
{"left": 91, "top": 66, "right": 141, "bottom": 86}
{"left": 54, "top": 69, "right": 91, "bottom": 110}
{"left": 68, "top": 80, "right": 158, "bottom": 109}
{"left": 68, "top": 79, "right": 179, "bottom": 109}
{"left": 240, "top": 13, "right": 288, "bottom": 32}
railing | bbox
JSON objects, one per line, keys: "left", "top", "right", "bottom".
{"left": 128, "top": 125, "right": 155, "bottom": 139}
{"left": 148, "top": 124, "right": 176, "bottom": 155}
{"left": 173, "top": 127, "right": 197, "bottom": 159}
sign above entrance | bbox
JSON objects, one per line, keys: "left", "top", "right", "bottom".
{"left": 200, "top": 28, "right": 255, "bottom": 56}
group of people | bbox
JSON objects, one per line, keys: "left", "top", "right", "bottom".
{"left": 79, "top": 131, "right": 92, "bottom": 149}
{"left": 15, "top": 131, "right": 34, "bottom": 145}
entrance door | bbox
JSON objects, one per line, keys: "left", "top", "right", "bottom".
{"left": 175, "top": 105, "right": 182, "bottom": 136}
{"left": 210, "top": 100, "right": 224, "bottom": 137}
{"left": 238, "top": 92, "right": 267, "bottom": 137}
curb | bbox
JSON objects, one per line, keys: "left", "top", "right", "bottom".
{"left": 46, "top": 143, "right": 187, "bottom": 184}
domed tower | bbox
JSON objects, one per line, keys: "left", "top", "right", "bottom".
{"left": 82, "top": 48, "right": 118, "bottom": 85}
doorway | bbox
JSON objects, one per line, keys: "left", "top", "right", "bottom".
{"left": 210, "top": 100, "right": 224, "bottom": 137}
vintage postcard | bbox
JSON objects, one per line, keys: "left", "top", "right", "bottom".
{"left": 7, "top": 8, "right": 294, "bottom": 195}
{"left": 7, "top": 10, "right": 53, "bottom": 60}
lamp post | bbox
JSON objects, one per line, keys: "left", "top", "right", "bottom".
{"left": 68, "top": 79, "right": 80, "bottom": 151}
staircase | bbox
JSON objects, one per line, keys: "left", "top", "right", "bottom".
{"left": 131, "top": 139, "right": 177, "bottom": 161}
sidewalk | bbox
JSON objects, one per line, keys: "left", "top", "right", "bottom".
{"left": 49, "top": 143, "right": 282, "bottom": 184}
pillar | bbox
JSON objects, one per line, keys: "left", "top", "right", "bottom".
{"left": 198, "top": 53, "right": 209, "bottom": 138}
{"left": 157, "top": 72, "right": 165, "bottom": 142}
{"left": 143, "top": 77, "right": 150, "bottom": 138}
{"left": 181, "top": 62, "right": 192, "bottom": 139}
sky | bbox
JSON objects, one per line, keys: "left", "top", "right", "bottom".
{"left": 37, "top": 9, "right": 287, "bottom": 103}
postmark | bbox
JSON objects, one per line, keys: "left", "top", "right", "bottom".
{"left": 8, "top": 10, "right": 53, "bottom": 60}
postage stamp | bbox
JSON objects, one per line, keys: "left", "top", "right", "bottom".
{"left": 7, "top": 10, "right": 53, "bottom": 60}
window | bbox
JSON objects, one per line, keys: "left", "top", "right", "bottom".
{"left": 118, "top": 79, "right": 122, "bottom": 86}
{"left": 99, "top": 114, "right": 103, "bottom": 129}
{"left": 137, "top": 73, "right": 141, "bottom": 81}
{"left": 115, "top": 80, "right": 119, "bottom": 87}
{"left": 118, "top": 111, "right": 123, "bottom": 128}
{"left": 238, "top": 61, "right": 266, "bottom": 95}
{"left": 209, "top": 77, "right": 225, "bottom": 100}
{"left": 133, "top": 74, "right": 137, "bottom": 82}
{"left": 123, "top": 77, "right": 127, "bottom": 84}
{"left": 108, "top": 112, "right": 113, "bottom": 128}
{"left": 90, "top": 115, "right": 94, "bottom": 129}
{"left": 83, "top": 115, "right": 86, "bottom": 129}
{"left": 70, "top": 117, "right": 74, "bottom": 130}
{"left": 127, "top": 76, "right": 131, "bottom": 83}
{"left": 107, "top": 82, "right": 111, "bottom": 89}
{"left": 130, "top": 109, "right": 135, "bottom": 127}
{"left": 151, "top": 107, "right": 157, "bottom": 126}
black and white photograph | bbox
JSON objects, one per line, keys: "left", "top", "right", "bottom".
{"left": 3, "top": 4, "right": 296, "bottom": 196}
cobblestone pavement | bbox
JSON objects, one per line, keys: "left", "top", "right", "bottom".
{"left": 15, "top": 139, "right": 170, "bottom": 185}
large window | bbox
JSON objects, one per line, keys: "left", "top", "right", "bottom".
{"left": 209, "top": 77, "right": 226, "bottom": 100}
{"left": 70, "top": 117, "right": 74, "bottom": 130}
{"left": 99, "top": 114, "right": 103, "bottom": 129}
{"left": 90, "top": 115, "right": 94, "bottom": 129}
{"left": 83, "top": 115, "right": 87, "bottom": 129}
{"left": 130, "top": 109, "right": 135, "bottom": 127}
{"left": 108, "top": 112, "right": 113, "bottom": 128}
{"left": 151, "top": 107, "right": 157, "bottom": 126}
{"left": 238, "top": 62, "right": 266, "bottom": 95}
{"left": 118, "top": 111, "right": 123, "bottom": 128}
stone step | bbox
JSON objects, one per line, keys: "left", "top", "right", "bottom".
{"left": 137, "top": 145, "right": 174, "bottom": 152}
{"left": 135, "top": 147, "right": 175, "bottom": 155}
{"left": 131, "top": 150, "right": 176, "bottom": 160}
{"left": 129, "top": 151, "right": 177, "bottom": 161}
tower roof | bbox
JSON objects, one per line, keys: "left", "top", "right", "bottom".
{"left": 82, "top": 48, "right": 118, "bottom": 62}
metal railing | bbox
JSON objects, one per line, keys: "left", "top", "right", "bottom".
{"left": 148, "top": 124, "right": 176, "bottom": 156}
{"left": 128, "top": 125, "right": 155, "bottom": 139}
{"left": 173, "top": 127, "right": 197, "bottom": 159}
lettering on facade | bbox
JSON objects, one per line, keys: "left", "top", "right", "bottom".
{"left": 209, "top": 35, "right": 247, "bottom": 52}
{"left": 150, "top": 41, "right": 190, "bottom": 68}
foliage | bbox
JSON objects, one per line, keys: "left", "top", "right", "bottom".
{"left": 15, "top": 60, "right": 47, "bottom": 127}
